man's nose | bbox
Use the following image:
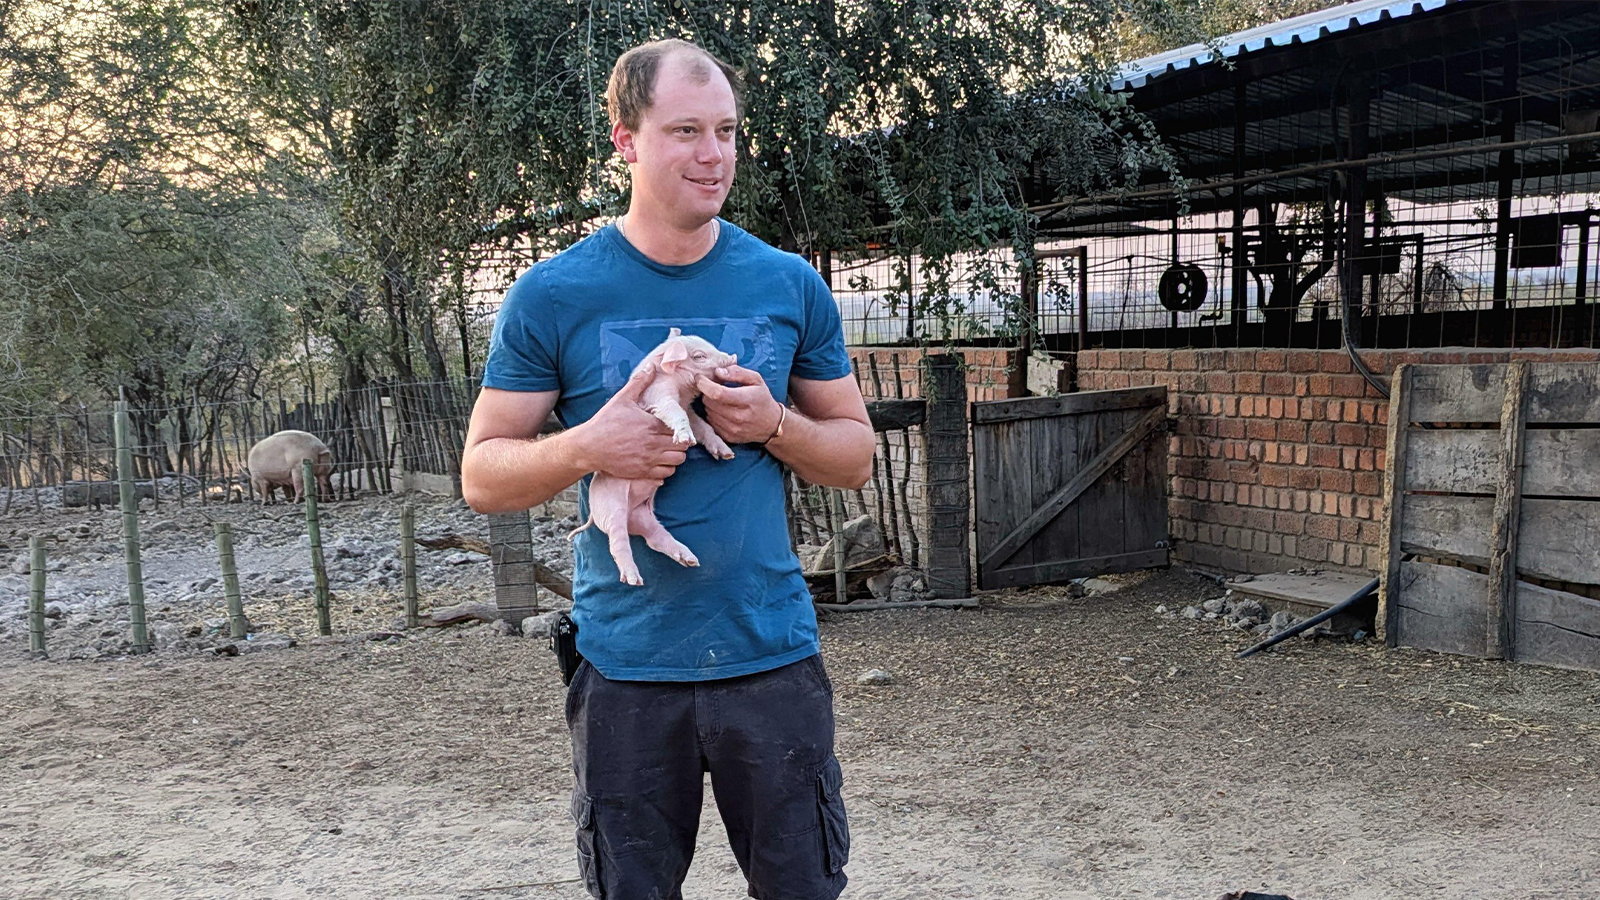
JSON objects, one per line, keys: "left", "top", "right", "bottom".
{"left": 695, "top": 131, "right": 723, "bottom": 165}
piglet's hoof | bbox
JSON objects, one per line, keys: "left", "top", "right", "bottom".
{"left": 666, "top": 546, "right": 699, "bottom": 568}
{"left": 619, "top": 567, "right": 644, "bottom": 586}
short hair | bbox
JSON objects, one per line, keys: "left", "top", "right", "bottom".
{"left": 605, "top": 39, "right": 745, "bottom": 132}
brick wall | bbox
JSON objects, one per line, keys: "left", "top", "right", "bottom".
{"left": 846, "top": 347, "right": 1021, "bottom": 403}
{"left": 1078, "top": 346, "right": 1600, "bottom": 576}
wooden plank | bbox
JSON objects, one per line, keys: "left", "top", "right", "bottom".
{"left": 1403, "top": 428, "right": 1499, "bottom": 494}
{"left": 1485, "top": 362, "right": 1528, "bottom": 660}
{"left": 1123, "top": 397, "right": 1169, "bottom": 563}
{"left": 1398, "top": 493, "right": 1493, "bottom": 565}
{"left": 1525, "top": 363, "right": 1600, "bottom": 423}
{"left": 1522, "top": 430, "right": 1600, "bottom": 496}
{"left": 1231, "top": 569, "right": 1387, "bottom": 611}
{"left": 865, "top": 399, "right": 926, "bottom": 432}
{"left": 1518, "top": 498, "right": 1600, "bottom": 586}
{"left": 1392, "top": 560, "right": 1490, "bottom": 658}
{"left": 1513, "top": 580, "right": 1600, "bottom": 672}
{"left": 922, "top": 356, "right": 971, "bottom": 598}
{"left": 971, "top": 422, "right": 1004, "bottom": 573}
{"left": 971, "top": 385, "right": 1164, "bottom": 425}
{"left": 979, "top": 549, "right": 1169, "bottom": 591}
{"left": 1030, "top": 411, "right": 1083, "bottom": 572}
{"left": 1078, "top": 406, "right": 1136, "bottom": 565}
{"left": 1406, "top": 364, "right": 1506, "bottom": 423}
{"left": 979, "top": 404, "right": 1165, "bottom": 571}
{"left": 1379, "top": 365, "right": 1416, "bottom": 646}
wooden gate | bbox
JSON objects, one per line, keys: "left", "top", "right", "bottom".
{"left": 973, "top": 386, "right": 1170, "bottom": 590}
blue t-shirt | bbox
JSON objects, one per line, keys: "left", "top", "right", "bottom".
{"left": 481, "top": 219, "right": 853, "bottom": 681}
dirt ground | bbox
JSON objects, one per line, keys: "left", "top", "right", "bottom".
{"left": 1, "top": 502, "right": 1597, "bottom": 899}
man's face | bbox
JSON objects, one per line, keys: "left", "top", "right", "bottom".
{"left": 615, "top": 55, "right": 738, "bottom": 229}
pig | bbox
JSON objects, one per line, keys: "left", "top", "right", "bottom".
{"left": 569, "top": 328, "right": 738, "bottom": 586}
{"left": 246, "top": 429, "right": 334, "bottom": 504}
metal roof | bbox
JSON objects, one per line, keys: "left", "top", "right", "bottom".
{"left": 1111, "top": 0, "right": 1460, "bottom": 91}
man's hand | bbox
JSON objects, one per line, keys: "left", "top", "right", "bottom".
{"left": 577, "top": 362, "right": 688, "bottom": 481}
{"left": 697, "top": 365, "right": 784, "bottom": 444}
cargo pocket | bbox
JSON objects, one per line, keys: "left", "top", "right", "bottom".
{"left": 571, "top": 792, "right": 603, "bottom": 898}
{"left": 817, "top": 756, "right": 850, "bottom": 874}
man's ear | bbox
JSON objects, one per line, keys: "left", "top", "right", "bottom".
{"left": 660, "top": 339, "right": 689, "bottom": 372}
{"left": 612, "top": 120, "right": 638, "bottom": 164}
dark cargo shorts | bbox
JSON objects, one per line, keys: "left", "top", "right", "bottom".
{"left": 565, "top": 653, "right": 849, "bottom": 900}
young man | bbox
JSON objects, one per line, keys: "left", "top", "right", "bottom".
{"left": 461, "top": 38, "right": 874, "bottom": 900}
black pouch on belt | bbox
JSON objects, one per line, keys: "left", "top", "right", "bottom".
{"left": 550, "top": 612, "right": 583, "bottom": 686}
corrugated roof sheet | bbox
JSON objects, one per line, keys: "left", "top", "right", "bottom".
{"left": 1112, "top": 0, "right": 1460, "bottom": 91}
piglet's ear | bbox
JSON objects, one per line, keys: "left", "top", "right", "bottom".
{"left": 660, "top": 338, "right": 690, "bottom": 372}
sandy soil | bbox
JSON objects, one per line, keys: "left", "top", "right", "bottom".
{"left": 0, "top": 499, "right": 1597, "bottom": 900}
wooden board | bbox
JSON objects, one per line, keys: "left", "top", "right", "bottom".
{"left": 1398, "top": 493, "right": 1493, "bottom": 565}
{"left": 1522, "top": 429, "right": 1600, "bottom": 496}
{"left": 1517, "top": 498, "right": 1600, "bottom": 586}
{"left": 1514, "top": 580, "right": 1600, "bottom": 671}
{"left": 1391, "top": 561, "right": 1490, "bottom": 658}
{"left": 1526, "top": 363, "right": 1600, "bottom": 423}
{"left": 1230, "top": 570, "right": 1378, "bottom": 611}
{"left": 1402, "top": 428, "right": 1499, "bottom": 494}
{"left": 971, "top": 385, "right": 1164, "bottom": 425}
{"left": 1406, "top": 364, "right": 1507, "bottom": 423}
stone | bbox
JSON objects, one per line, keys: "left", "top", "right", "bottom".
{"left": 151, "top": 622, "right": 186, "bottom": 649}
{"left": 1203, "top": 611, "right": 1219, "bottom": 620}
{"left": 856, "top": 668, "right": 894, "bottom": 685}
{"left": 1154, "top": 604, "right": 1169, "bottom": 614}
{"left": 1231, "top": 573, "right": 1255, "bottom": 583}
{"left": 42, "top": 602, "right": 66, "bottom": 620}
{"left": 445, "top": 552, "right": 477, "bottom": 566}
{"left": 9, "top": 555, "right": 28, "bottom": 576}
{"left": 489, "top": 619, "right": 518, "bottom": 637}
{"left": 522, "top": 611, "right": 562, "bottom": 639}
{"left": 146, "top": 520, "right": 180, "bottom": 535}
{"left": 1202, "top": 597, "right": 1227, "bottom": 614}
{"left": 1181, "top": 605, "right": 1204, "bottom": 620}
{"left": 1225, "top": 598, "right": 1267, "bottom": 621}
{"left": 239, "top": 633, "right": 296, "bottom": 654}
{"left": 192, "top": 577, "right": 218, "bottom": 594}
{"left": 807, "top": 516, "right": 887, "bottom": 575}
{"left": 1268, "top": 611, "right": 1299, "bottom": 633}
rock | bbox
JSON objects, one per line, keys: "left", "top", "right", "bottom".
{"left": 1154, "top": 604, "right": 1169, "bottom": 614}
{"left": 444, "top": 552, "right": 477, "bottom": 566}
{"left": 521, "top": 611, "right": 562, "bottom": 639}
{"left": 239, "top": 633, "right": 296, "bottom": 654}
{"left": 42, "top": 602, "right": 66, "bottom": 620}
{"left": 1231, "top": 573, "right": 1255, "bottom": 583}
{"left": 146, "top": 520, "right": 180, "bottom": 535}
{"left": 9, "top": 555, "right": 28, "bottom": 576}
{"left": 1225, "top": 598, "right": 1267, "bottom": 621}
{"left": 1181, "top": 605, "right": 1204, "bottom": 620}
{"left": 856, "top": 668, "right": 894, "bottom": 685}
{"left": 1202, "top": 597, "right": 1227, "bottom": 614}
{"left": 1268, "top": 611, "right": 1299, "bottom": 633}
{"left": 209, "top": 643, "right": 240, "bottom": 657}
{"left": 1203, "top": 611, "right": 1219, "bottom": 620}
{"left": 1253, "top": 623, "right": 1272, "bottom": 635}
{"left": 489, "top": 619, "right": 518, "bottom": 637}
{"left": 192, "top": 577, "right": 218, "bottom": 594}
{"left": 151, "top": 622, "right": 185, "bottom": 649}
{"left": 806, "top": 516, "right": 887, "bottom": 575}
{"left": 867, "top": 566, "right": 925, "bottom": 601}
{"left": 185, "top": 623, "right": 203, "bottom": 638}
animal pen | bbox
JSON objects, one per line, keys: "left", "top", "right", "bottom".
{"left": 5, "top": 0, "right": 1600, "bottom": 671}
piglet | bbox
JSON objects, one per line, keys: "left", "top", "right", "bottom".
{"left": 570, "top": 328, "right": 738, "bottom": 585}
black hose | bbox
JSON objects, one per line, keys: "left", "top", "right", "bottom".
{"left": 1235, "top": 576, "right": 1380, "bottom": 659}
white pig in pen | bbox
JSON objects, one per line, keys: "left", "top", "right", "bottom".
{"left": 569, "top": 328, "right": 738, "bottom": 585}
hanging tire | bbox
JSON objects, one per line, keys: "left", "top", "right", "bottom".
{"left": 1158, "top": 263, "right": 1208, "bottom": 312}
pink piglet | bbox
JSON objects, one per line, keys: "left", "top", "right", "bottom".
{"left": 569, "top": 328, "right": 738, "bottom": 585}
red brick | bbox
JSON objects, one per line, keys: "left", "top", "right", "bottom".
{"left": 1247, "top": 420, "right": 1276, "bottom": 441}
{"left": 1320, "top": 353, "right": 1354, "bottom": 374}
{"left": 1356, "top": 497, "right": 1374, "bottom": 520}
{"left": 1263, "top": 374, "right": 1296, "bottom": 395}
{"left": 1172, "top": 353, "right": 1198, "bottom": 371}
{"left": 1227, "top": 350, "right": 1258, "bottom": 370}
{"left": 1260, "top": 465, "right": 1291, "bottom": 488}
{"left": 1329, "top": 542, "right": 1348, "bottom": 566}
{"left": 1205, "top": 373, "right": 1233, "bottom": 392}
{"left": 1370, "top": 427, "right": 1388, "bottom": 449}
{"left": 1320, "top": 469, "right": 1354, "bottom": 492}
{"left": 1264, "top": 442, "right": 1280, "bottom": 463}
{"left": 1334, "top": 423, "right": 1368, "bottom": 445}
{"left": 1360, "top": 521, "right": 1384, "bottom": 545}
{"left": 1236, "top": 372, "right": 1263, "bottom": 393}
{"left": 1289, "top": 468, "right": 1320, "bottom": 490}
{"left": 1309, "top": 422, "right": 1334, "bottom": 443}
{"left": 1338, "top": 495, "right": 1355, "bottom": 517}
{"left": 1248, "top": 441, "right": 1265, "bottom": 461}
{"left": 1292, "top": 490, "right": 1310, "bottom": 512}
{"left": 1219, "top": 419, "right": 1245, "bottom": 439}
{"left": 1355, "top": 472, "right": 1381, "bottom": 496}
{"left": 1223, "top": 396, "right": 1239, "bottom": 416}
{"left": 1342, "top": 447, "right": 1359, "bottom": 469}
{"left": 1305, "top": 516, "right": 1339, "bottom": 540}
{"left": 1357, "top": 449, "right": 1375, "bottom": 470}
{"left": 1287, "top": 350, "right": 1321, "bottom": 373}
{"left": 1267, "top": 398, "right": 1284, "bottom": 418}
{"left": 1256, "top": 350, "right": 1286, "bottom": 372}
{"left": 1331, "top": 375, "right": 1370, "bottom": 398}
{"left": 1339, "top": 519, "right": 1362, "bottom": 541}
{"left": 1277, "top": 420, "right": 1308, "bottom": 442}
{"left": 1309, "top": 446, "right": 1342, "bottom": 468}
{"left": 1274, "top": 511, "right": 1306, "bottom": 533}
{"left": 1284, "top": 398, "right": 1300, "bottom": 418}
{"left": 1142, "top": 350, "right": 1170, "bottom": 370}
{"left": 1294, "top": 445, "right": 1309, "bottom": 465}
{"left": 1309, "top": 374, "right": 1333, "bottom": 395}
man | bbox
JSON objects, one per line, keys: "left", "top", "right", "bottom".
{"left": 461, "top": 38, "right": 874, "bottom": 900}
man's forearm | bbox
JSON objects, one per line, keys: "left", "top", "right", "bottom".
{"left": 765, "top": 407, "right": 873, "bottom": 489}
{"left": 461, "top": 428, "right": 593, "bottom": 514}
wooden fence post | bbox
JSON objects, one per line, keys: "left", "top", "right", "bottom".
{"left": 303, "top": 459, "right": 331, "bottom": 636}
{"left": 488, "top": 511, "right": 541, "bottom": 628}
{"left": 115, "top": 398, "right": 150, "bottom": 653}
{"left": 214, "top": 522, "right": 249, "bottom": 639}
{"left": 921, "top": 355, "right": 971, "bottom": 599}
{"left": 401, "top": 503, "right": 419, "bottom": 628}
{"left": 29, "top": 536, "right": 46, "bottom": 658}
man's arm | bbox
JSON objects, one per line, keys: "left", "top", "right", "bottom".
{"left": 697, "top": 367, "right": 874, "bottom": 490}
{"left": 461, "top": 365, "right": 689, "bottom": 514}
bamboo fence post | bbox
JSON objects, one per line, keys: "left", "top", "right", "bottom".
{"left": 830, "top": 489, "right": 848, "bottom": 603}
{"left": 115, "top": 398, "right": 150, "bottom": 653}
{"left": 28, "top": 536, "right": 46, "bottom": 657}
{"left": 214, "top": 522, "right": 248, "bottom": 639}
{"left": 401, "top": 503, "right": 419, "bottom": 628}
{"left": 303, "top": 460, "right": 331, "bottom": 636}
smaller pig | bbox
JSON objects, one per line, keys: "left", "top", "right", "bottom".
{"left": 569, "top": 328, "right": 737, "bottom": 586}
{"left": 247, "top": 429, "right": 334, "bottom": 504}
